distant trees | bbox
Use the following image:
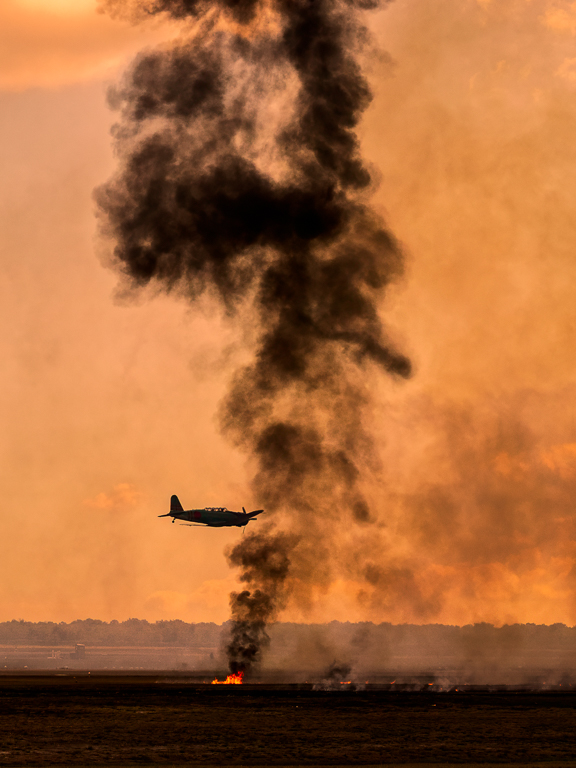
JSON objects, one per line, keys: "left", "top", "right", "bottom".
{"left": 0, "top": 620, "right": 573, "bottom": 662}
{"left": 0, "top": 619, "right": 222, "bottom": 647}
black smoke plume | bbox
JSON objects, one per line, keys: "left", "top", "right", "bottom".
{"left": 96, "top": 0, "right": 410, "bottom": 675}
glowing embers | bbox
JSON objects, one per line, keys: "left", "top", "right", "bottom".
{"left": 211, "top": 671, "right": 244, "bottom": 685}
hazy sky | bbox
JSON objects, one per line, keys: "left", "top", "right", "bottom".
{"left": 2, "top": 0, "right": 576, "bottom": 626}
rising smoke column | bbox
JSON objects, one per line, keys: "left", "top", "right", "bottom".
{"left": 96, "top": 0, "right": 411, "bottom": 674}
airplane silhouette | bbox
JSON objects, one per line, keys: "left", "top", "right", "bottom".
{"left": 159, "top": 495, "right": 264, "bottom": 528}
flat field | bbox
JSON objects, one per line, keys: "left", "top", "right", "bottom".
{"left": 0, "top": 674, "right": 575, "bottom": 765}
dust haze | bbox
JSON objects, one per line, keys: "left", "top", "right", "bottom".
{"left": 0, "top": 0, "right": 575, "bottom": 649}
{"left": 3, "top": 619, "right": 576, "bottom": 688}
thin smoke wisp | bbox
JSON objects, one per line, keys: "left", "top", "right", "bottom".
{"left": 96, "top": 0, "right": 410, "bottom": 674}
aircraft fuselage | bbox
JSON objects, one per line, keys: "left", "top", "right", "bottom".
{"left": 172, "top": 507, "right": 254, "bottom": 527}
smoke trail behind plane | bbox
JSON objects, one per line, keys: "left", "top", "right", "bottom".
{"left": 96, "top": 0, "right": 410, "bottom": 674}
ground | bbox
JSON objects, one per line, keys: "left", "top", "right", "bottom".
{"left": 0, "top": 674, "right": 575, "bottom": 765}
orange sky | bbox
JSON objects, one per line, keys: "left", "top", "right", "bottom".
{"left": 2, "top": 0, "right": 576, "bottom": 625}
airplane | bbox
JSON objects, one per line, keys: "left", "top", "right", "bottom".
{"left": 159, "top": 495, "right": 264, "bottom": 528}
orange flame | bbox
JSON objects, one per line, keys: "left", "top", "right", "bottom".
{"left": 211, "top": 671, "right": 244, "bottom": 685}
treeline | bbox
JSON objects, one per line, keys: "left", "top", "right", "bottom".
{"left": 0, "top": 619, "right": 222, "bottom": 647}
{"left": 268, "top": 621, "right": 576, "bottom": 660}
{"left": 0, "top": 620, "right": 574, "bottom": 654}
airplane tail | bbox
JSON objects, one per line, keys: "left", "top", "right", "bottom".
{"left": 158, "top": 494, "right": 184, "bottom": 518}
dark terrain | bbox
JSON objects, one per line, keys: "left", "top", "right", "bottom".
{"left": 0, "top": 673, "right": 575, "bottom": 765}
